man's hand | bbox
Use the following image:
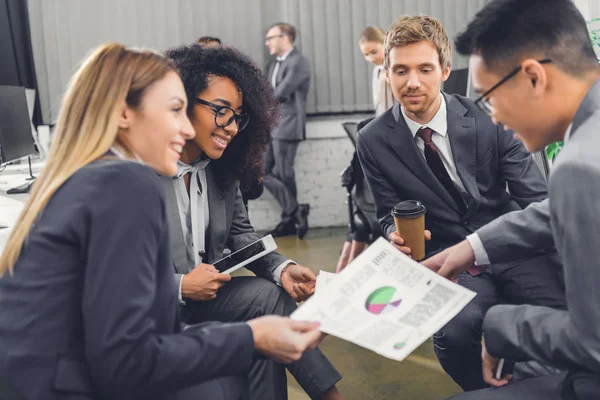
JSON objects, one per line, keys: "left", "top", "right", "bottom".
{"left": 421, "top": 239, "right": 476, "bottom": 280}
{"left": 482, "top": 342, "right": 512, "bottom": 387}
{"left": 281, "top": 264, "right": 316, "bottom": 302}
{"left": 388, "top": 230, "right": 431, "bottom": 256}
{"left": 181, "top": 263, "right": 231, "bottom": 301}
{"left": 247, "top": 316, "right": 323, "bottom": 364}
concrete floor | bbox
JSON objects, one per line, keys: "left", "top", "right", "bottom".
{"left": 245, "top": 228, "right": 462, "bottom": 400}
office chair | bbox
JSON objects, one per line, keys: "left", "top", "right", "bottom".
{"left": 337, "top": 118, "right": 381, "bottom": 271}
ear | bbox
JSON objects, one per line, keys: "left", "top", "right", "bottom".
{"left": 117, "top": 102, "right": 134, "bottom": 130}
{"left": 385, "top": 68, "right": 390, "bottom": 84}
{"left": 441, "top": 65, "right": 452, "bottom": 82}
{"left": 521, "top": 59, "right": 548, "bottom": 96}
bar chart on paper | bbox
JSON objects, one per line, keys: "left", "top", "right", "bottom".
{"left": 365, "top": 286, "right": 402, "bottom": 315}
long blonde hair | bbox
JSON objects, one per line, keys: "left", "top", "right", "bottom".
{"left": 0, "top": 43, "right": 176, "bottom": 276}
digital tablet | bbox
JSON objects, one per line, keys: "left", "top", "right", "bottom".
{"left": 213, "top": 235, "right": 277, "bottom": 274}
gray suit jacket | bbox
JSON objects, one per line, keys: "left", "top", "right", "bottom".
{"left": 267, "top": 47, "right": 311, "bottom": 141}
{"left": 479, "top": 78, "right": 600, "bottom": 373}
{"left": 160, "top": 165, "right": 288, "bottom": 292}
{"left": 356, "top": 93, "right": 548, "bottom": 256}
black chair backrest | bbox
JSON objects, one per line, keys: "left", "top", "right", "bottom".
{"left": 342, "top": 122, "right": 358, "bottom": 148}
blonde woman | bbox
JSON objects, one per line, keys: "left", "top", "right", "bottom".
{"left": 0, "top": 43, "right": 322, "bottom": 400}
{"left": 359, "top": 26, "right": 395, "bottom": 115}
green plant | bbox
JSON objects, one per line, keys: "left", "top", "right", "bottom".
{"left": 546, "top": 141, "right": 563, "bottom": 161}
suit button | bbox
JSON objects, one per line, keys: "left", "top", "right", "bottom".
{"left": 464, "top": 219, "right": 470, "bottom": 226}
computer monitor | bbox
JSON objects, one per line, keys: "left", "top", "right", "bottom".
{"left": 444, "top": 68, "right": 470, "bottom": 97}
{"left": 0, "top": 85, "right": 36, "bottom": 165}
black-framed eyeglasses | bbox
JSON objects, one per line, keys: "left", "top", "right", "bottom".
{"left": 474, "top": 58, "right": 552, "bottom": 116}
{"left": 265, "top": 34, "right": 285, "bottom": 42}
{"left": 195, "top": 98, "right": 249, "bottom": 132}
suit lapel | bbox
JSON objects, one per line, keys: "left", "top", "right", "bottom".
{"left": 206, "top": 165, "right": 227, "bottom": 263}
{"left": 445, "top": 93, "right": 480, "bottom": 210}
{"left": 387, "top": 103, "right": 459, "bottom": 210}
{"left": 160, "top": 175, "right": 190, "bottom": 274}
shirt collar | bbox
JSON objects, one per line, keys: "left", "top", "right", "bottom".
{"left": 563, "top": 123, "right": 573, "bottom": 143}
{"left": 276, "top": 47, "right": 294, "bottom": 62}
{"left": 401, "top": 93, "right": 448, "bottom": 138}
{"left": 175, "top": 156, "right": 210, "bottom": 179}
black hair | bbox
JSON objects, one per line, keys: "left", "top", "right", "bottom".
{"left": 166, "top": 44, "right": 278, "bottom": 191}
{"left": 197, "top": 36, "right": 221, "bottom": 45}
{"left": 455, "top": 0, "right": 598, "bottom": 76}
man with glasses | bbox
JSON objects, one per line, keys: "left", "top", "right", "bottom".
{"left": 356, "top": 15, "right": 566, "bottom": 392}
{"left": 423, "top": 0, "right": 600, "bottom": 398}
{"left": 263, "top": 22, "right": 311, "bottom": 239}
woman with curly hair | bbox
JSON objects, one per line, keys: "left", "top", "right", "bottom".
{"left": 163, "top": 44, "right": 344, "bottom": 400}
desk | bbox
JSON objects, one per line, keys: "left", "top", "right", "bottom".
{"left": 0, "top": 194, "right": 25, "bottom": 252}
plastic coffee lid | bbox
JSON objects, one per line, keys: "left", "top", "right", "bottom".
{"left": 391, "top": 200, "right": 426, "bottom": 218}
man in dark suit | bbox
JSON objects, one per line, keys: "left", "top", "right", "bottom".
{"left": 264, "top": 22, "right": 311, "bottom": 239}
{"left": 356, "top": 15, "right": 566, "bottom": 391}
{"left": 422, "top": 1, "right": 600, "bottom": 399}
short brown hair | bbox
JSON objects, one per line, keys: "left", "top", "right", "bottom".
{"left": 269, "top": 22, "right": 297, "bottom": 43}
{"left": 359, "top": 26, "right": 386, "bottom": 45}
{"left": 384, "top": 15, "right": 452, "bottom": 70}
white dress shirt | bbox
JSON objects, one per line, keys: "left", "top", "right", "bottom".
{"left": 174, "top": 158, "right": 293, "bottom": 303}
{"left": 401, "top": 94, "right": 467, "bottom": 194}
{"left": 372, "top": 65, "right": 384, "bottom": 111}
{"left": 271, "top": 47, "right": 294, "bottom": 88}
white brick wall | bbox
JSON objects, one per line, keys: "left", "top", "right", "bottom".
{"left": 247, "top": 114, "right": 376, "bottom": 231}
{"left": 248, "top": 136, "right": 355, "bottom": 231}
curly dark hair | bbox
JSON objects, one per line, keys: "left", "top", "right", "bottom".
{"left": 165, "top": 44, "right": 278, "bottom": 191}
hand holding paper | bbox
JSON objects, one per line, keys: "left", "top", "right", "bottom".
{"left": 291, "top": 238, "right": 476, "bottom": 362}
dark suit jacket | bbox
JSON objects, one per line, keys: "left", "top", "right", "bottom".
{"left": 0, "top": 161, "right": 254, "bottom": 400}
{"left": 478, "top": 78, "right": 600, "bottom": 373}
{"left": 267, "top": 47, "right": 311, "bottom": 141}
{"left": 160, "top": 164, "right": 288, "bottom": 291}
{"left": 356, "top": 93, "right": 548, "bottom": 255}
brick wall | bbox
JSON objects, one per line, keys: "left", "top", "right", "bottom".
{"left": 247, "top": 115, "right": 372, "bottom": 231}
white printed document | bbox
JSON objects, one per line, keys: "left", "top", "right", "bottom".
{"left": 291, "top": 238, "right": 476, "bottom": 361}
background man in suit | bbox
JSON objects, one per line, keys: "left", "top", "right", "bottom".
{"left": 356, "top": 15, "right": 566, "bottom": 391}
{"left": 422, "top": 1, "right": 600, "bottom": 398}
{"left": 264, "top": 22, "right": 311, "bottom": 238}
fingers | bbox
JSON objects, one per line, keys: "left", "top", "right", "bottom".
{"left": 388, "top": 232, "right": 405, "bottom": 246}
{"left": 215, "top": 273, "right": 232, "bottom": 282}
{"left": 424, "top": 230, "right": 432, "bottom": 241}
{"left": 203, "top": 264, "right": 218, "bottom": 272}
{"left": 293, "top": 283, "right": 314, "bottom": 301}
{"left": 300, "top": 267, "right": 317, "bottom": 282}
{"left": 299, "top": 327, "right": 325, "bottom": 351}
{"left": 390, "top": 242, "right": 412, "bottom": 255}
{"left": 289, "top": 319, "right": 320, "bottom": 333}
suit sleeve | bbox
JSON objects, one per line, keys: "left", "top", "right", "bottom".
{"left": 483, "top": 161, "right": 600, "bottom": 372}
{"left": 356, "top": 132, "right": 398, "bottom": 238}
{"left": 82, "top": 168, "right": 254, "bottom": 398}
{"left": 273, "top": 56, "right": 310, "bottom": 102}
{"left": 497, "top": 125, "right": 548, "bottom": 208}
{"left": 227, "top": 183, "right": 287, "bottom": 281}
{"left": 476, "top": 199, "right": 554, "bottom": 264}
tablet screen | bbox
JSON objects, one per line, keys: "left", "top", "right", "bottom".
{"left": 213, "top": 239, "right": 267, "bottom": 272}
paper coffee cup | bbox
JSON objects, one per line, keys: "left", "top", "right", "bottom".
{"left": 391, "top": 200, "right": 427, "bottom": 261}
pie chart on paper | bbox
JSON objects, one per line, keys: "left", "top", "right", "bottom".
{"left": 365, "top": 286, "right": 402, "bottom": 315}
